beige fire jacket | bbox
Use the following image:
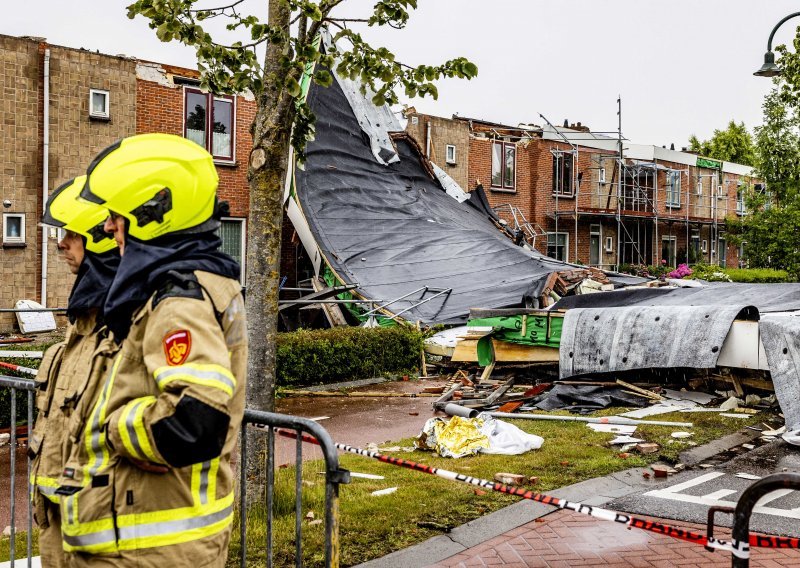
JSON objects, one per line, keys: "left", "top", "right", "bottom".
{"left": 57, "top": 271, "right": 247, "bottom": 566}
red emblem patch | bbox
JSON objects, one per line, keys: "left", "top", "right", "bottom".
{"left": 163, "top": 330, "right": 191, "bottom": 366}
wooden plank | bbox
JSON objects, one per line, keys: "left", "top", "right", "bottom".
{"left": 310, "top": 278, "right": 349, "bottom": 327}
{"left": 451, "top": 338, "right": 559, "bottom": 363}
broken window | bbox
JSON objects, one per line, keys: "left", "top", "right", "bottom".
{"left": 184, "top": 88, "right": 235, "bottom": 161}
{"left": 547, "top": 232, "right": 568, "bottom": 262}
{"left": 552, "top": 152, "right": 574, "bottom": 196}
{"left": 491, "top": 141, "right": 515, "bottom": 190}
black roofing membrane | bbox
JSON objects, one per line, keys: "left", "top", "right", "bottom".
{"left": 295, "top": 74, "right": 591, "bottom": 324}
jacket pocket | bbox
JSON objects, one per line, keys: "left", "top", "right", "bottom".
{"left": 34, "top": 342, "right": 65, "bottom": 415}
{"left": 59, "top": 464, "right": 120, "bottom": 557}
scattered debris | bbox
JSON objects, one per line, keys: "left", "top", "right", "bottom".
{"left": 635, "top": 443, "right": 660, "bottom": 455}
{"left": 671, "top": 432, "right": 693, "bottom": 439}
{"left": 305, "top": 511, "right": 315, "bottom": 521}
{"left": 371, "top": 487, "right": 398, "bottom": 496}
{"left": 720, "top": 396, "right": 743, "bottom": 411}
{"left": 0, "top": 433, "right": 9, "bottom": 447}
{"left": 588, "top": 424, "right": 638, "bottom": 435}
{"left": 720, "top": 413, "right": 751, "bottom": 419}
{"left": 0, "top": 350, "right": 43, "bottom": 359}
{"left": 736, "top": 473, "right": 761, "bottom": 480}
{"left": 473, "top": 489, "right": 487, "bottom": 496}
{"left": 494, "top": 473, "right": 526, "bottom": 486}
{"left": 308, "top": 519, "right": 323, "bottom": 526}
{"left": 610, "top": 435, "right": 644, "bottom": 445}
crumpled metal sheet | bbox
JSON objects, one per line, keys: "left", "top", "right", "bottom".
{"left": 431, "top": 163, "right": 471, "bottom": 203}
{"left": 321, "top": 30, "right": 401, "bottom": 166}
{"left": 559, "top": 304, "right": 755, "bottom": 379}
{"left": 415, "top": 415, "right": 489, "bottom": 458}
{"left": 757, "top": 315, "right": 800, "bottom": 445}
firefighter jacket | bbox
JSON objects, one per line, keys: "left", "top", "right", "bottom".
{"left": 57, "top": 271, "right": 247, "bottom": 565}
{"left": 29, "top": 309, "right": 110, "bottom": 518}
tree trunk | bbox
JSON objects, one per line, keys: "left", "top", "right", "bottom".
{"left": 244, "top": 0, "right": 295, "bottom": 503}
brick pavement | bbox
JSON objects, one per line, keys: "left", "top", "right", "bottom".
{"left": 428, "top": 509, "right": 800, "bottom": 568}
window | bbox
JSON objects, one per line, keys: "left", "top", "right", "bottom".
{"left": 661, "top": 235, "right": 677, "bottom": 266}
{"left": 666, "top": 171, "right": 681, "bottom": 207}
{"left": 185, "top": 88, "right": 235, "bottom": 161}
{"left": 718, "top": 237, "right": 727, "bottom": 267}
{"left": 702, "top": 239, "right": 708, "bottom": 253}
{"left": 696, "top": 179, "right": 703, "bottom": 196}
{"left": 589, "top": 224, "right": 601, "bottom": 266}
{"left": 552, "top": 152, "right": 574, "bottom": 196}
{"left": 491, "top": 141, "right": 516, "bottom": 190}
{"left": 445, "top": 144, "right": 457, "bottom": 165}
{"left": 546, "top": 232, "right": 568, "bottom": 262}
{"left": 89, "top": 89, "right": 110, "bottom": 119}
{"left": 736, "top": 188, "right": 746, "bottom": 215}
{"left": 604, "top": 236, "right": 614, "bottom": 253}
{"left": 690, "top": 232, "right": 701, "bottom": 262}
{"left": 739, "top": 241, "right": 748, "bottom": 268}
{"left": 599, "top": 167, "right": 606, "bottom": 184}
{"left": 217, "top": 218, "right": 246, "bottom": 284}
{"left": 3, "top": 213, "right": 25, "bottom": 245}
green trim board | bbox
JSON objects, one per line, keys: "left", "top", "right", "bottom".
{"left": 469, "top": 313, "right": 561, "bottom": 366}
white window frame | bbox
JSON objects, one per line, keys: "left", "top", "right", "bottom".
{"left": 665, "top": 171, "right": 681, "bottom": 208}
{"left": 3, "top": 213, "right": 25, "bottom": 245}
{"left": 604, "top": 236, "right": 614, "bottom": 253}
{"left": 445, "top": 144, "right": 457, "bottom": 165}
{"left": 491, "top": 141, "right": 516, "bottom": 192}
{"left": 736, "top": 189, "right": 746, "bottom": 215}
{"left": 89, "top": 89, "right": 110, "bottom": 119}
{"left": 661, "top": 235, "right": 677, "bottom": 266}
{"left": 701, "top": 239, "right": 708, "bottom": 253}
{"left": 599, "top": 167, "right": 606, "bottom": 184}
{"left": 183, "top": 86, "right": 237, "bottom": 165}
{"left": 546, "top": 232, "right": 569, "bottom": 262}
{"left": 220, "top": 217, "right": 246, "bottom": 285}
{"left": 696, "top": 180, "right": 703, "bottom": 196}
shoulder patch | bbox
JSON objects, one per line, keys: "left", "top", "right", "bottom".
{"left": 163, "top": 329, "right": 192, "bottom": 366}
{"left": 152, "top": 271, "right": 204, "bottom": 310}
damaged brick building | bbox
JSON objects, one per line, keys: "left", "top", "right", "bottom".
{"left": 405, "top": 112, "right": 755, "bottom": 270}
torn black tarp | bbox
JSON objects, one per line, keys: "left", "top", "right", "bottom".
{"left": 294, "top": 71, "right": 635, "bottom": 324}
{"left": 528, "top": 384, "right": 650, "bottom": 414}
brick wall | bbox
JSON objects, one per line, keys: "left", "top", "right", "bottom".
{"left": 0, "top": 36, "right": 137, "bottom": 331}
{"left": 135, "top": 64, "right": 255, "bottom": 218}
{"left": 405, "top": 112, "right": 470, "bottom": 190}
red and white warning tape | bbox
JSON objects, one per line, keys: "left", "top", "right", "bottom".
{"left": 278, "top": 429, "right": 800, "bottom": 559}
{"left": 0, "top": 361, "right": 37, "bottom": 376}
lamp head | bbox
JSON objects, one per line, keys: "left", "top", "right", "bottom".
{"left": 754, "top": 51, "right": 782, "bottom": 77}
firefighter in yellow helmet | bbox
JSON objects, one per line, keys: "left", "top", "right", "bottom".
{"left": 57, "top": 134, "right": 247, "bottom": 567}
{"left": 31, "top": 176, "right": 119, "bottom": 568}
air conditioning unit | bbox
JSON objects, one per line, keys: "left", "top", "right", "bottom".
{"left": 604, "top": 236, "right": 614, "bottom": 253}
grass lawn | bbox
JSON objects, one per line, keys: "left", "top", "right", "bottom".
{"left": 227, "top": 408, "right": 766, "bottom": 567}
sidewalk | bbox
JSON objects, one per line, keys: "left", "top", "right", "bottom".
{"left": 357, "top": 433, "right": 799, "bottom": 568}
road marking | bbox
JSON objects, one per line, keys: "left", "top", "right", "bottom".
{"left": 704, "top": 489, "right": 737, "bottom": 500}
{"left": 644, "top": 473, "right": 800, "bottom": 520}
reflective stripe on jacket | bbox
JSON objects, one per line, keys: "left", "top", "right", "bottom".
{"left": 29, "top": 310, "right": 107, "bottom": 514}
{"left": 58, "top": 271, "right": 247, "bottom": 563}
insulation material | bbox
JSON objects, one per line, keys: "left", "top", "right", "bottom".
{"left": 559, "top": 305, "right": 754, "bottom": 379}
{"left": 431, "top": 163, "right": 471, "bottom": 203}
{"left": 529, "top": 384, "right": 650, "bottom": 413}
{"left": 415, "top": 414, "right": 543, "bottom": 458}
{"left": 554, "top": 283, "right": 800, "bottom": 313}
{"left": 295, "top": 70, "right": 614, "bottom": 324}
{"left": 757, "top": 316, "right": 800, "bottom": 446}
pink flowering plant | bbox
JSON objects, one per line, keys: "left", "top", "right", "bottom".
{"left": 667, "top": 263, "right": 693, "bottom": 279}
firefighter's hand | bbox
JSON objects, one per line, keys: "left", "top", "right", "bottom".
{"left": 128, "top": 457, "right": 169, "bottom": 474}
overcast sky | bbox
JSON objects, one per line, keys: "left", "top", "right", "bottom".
{"left": 4, "top": 1, "right": 798, "bottom": 147}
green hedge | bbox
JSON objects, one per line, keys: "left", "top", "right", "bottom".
{"left": 277, "top": 326, "right": 424, "bottom": 387}
{"left": 690, "top": 264, "right": 795, "bottom": 283}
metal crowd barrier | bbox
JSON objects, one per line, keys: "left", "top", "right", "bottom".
{"left": 0, "top": 375, "right": 35, "bottom": 567}
{"left": 0, "top": 378, "right": 348, "bottom": 568}
{"left": 240, "top": 409, "right": 350, "bottom": 568}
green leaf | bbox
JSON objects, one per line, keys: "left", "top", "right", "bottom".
{"left": 314, "top": 69, "right": 333, "bottom": 87}
{"left": 286, "top": 76, "right": 301, "bottom": 98}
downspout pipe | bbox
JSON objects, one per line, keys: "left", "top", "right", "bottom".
{"left": 41, "top": 48, "right": 50, "bottom": 307}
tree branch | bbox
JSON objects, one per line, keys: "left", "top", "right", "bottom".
{"left": 189, "top": 0, "right": 245, "bottom": 13}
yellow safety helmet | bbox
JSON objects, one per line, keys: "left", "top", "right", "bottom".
{"left": 81, "top": 133, "right": 219, "bottom": 240}
{"left": 41, "top": 176, "right": 116, "bottom": 254}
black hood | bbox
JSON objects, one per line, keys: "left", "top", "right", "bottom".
{"left": 67, "top": 244, "right": 120, "bottom": 325}
{"left": 103, "top": 231, "right": 240, "bottom": 341}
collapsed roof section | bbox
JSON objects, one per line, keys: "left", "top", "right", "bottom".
{"left": 292, "top": 67, "right": 637, "bottom": 324}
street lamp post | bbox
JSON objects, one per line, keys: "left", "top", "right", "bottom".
{"left": 754, "top": 11, "right": 800, "bottom": 77}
